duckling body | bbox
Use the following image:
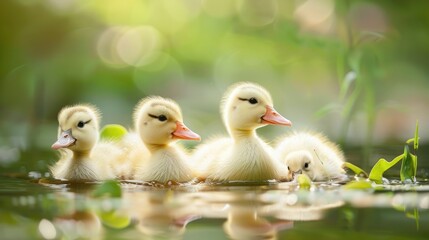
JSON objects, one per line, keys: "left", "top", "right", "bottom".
{"left": 194, "top": 136, "right": 280, "bottom": 181}
{"left": 275, "top": 132, "right": 346, "bottom": 181}
{"left": 51, "top": 105, "right": 121, "bottom": 181}
{"left": 193, "top": 82, "right": 292, "bottom": 182}
{"left": 132, "top": 96, "right": 200, "bottom": 183}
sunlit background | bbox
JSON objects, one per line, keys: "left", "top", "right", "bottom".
{"left": 1, "top": 0, "right": 428, "bottom": 173}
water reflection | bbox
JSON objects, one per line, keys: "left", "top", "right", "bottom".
{"left": 1, "top": 177, "right": 429, "bottom": 239}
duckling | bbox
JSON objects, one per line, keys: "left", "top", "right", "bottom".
{"left": 193, "top": 82, "right": 292, "bottom": 182}
{"left": 132, "top": 96, "right": 201, "bottom": 183}
{"left": 50, "top": 104, "right": 122, "bottom": 181}
{"left": 275, "top": 132, "right": 346, "bottom": 181}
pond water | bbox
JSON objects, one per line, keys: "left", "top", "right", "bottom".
{"left": 0, "top": 174, "right": 428, "bottom": 240}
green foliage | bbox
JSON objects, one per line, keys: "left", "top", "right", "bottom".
{"left": 343, "top": 180, "right": 373, "bottom": 190}
{"left": 368, "top": 155, "right": 404, "bottom": 184}
{"left": 99, "top": 210, "right": 131, "bottom": 229}
{"left": 100, "top": 124, "right": 128, "bottom": 142}
{"left": 92, "top": 180, "right": 122, "bottom": 198}
{"left": 343, "top": 162, "right": 368, "bottom": 177}
{"left": 400, "top": 145, "right": 417, "bottom": 182}
{"left": 297, "top": 174, "right": 311, "bottom": 190}
{"left": 369, "top": 121, "right": 419, "bottom": 184}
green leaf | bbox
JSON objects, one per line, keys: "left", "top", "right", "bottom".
{"left": 297, "top": 174, "right": 311, "bottom": 190}
{"left": 92, "top": 180, "right": 122, "bottom": 198}
{"left": 414, "top": 120, "right": 419, "bottom": 150}
{"left": 400, "top": 145, "right": 417, "bottom": 182}
{"left": 343, "top": 162, "right": 368, "bottom": 177}
{"left": 99, "top": 210, "right": 131, "bottom": 229}
{"left": 406, "top": 120, "right": 419, "bottom": 150}
{"left": 100, "top": 124, "right": 128, "bottom": 141}
{"left": 368, "top": 154, "right": 404, "bottom": 184}
{"left": 343, "top": 180, "right": 373, "bottom": 190}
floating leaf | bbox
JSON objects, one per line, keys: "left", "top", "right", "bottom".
{"left": 100, "top": 124, "right": 128, "bottom": 141}
{"left": 343, "top": 180, "right": 373, "bottom": 190}
{"left": 343, "top": 162, "right": 368, "bottom": 177}
{"left": 99, "top": 210, "right": 131, "bottom": 229}
{"left": 297, "top": 174, "right": 311, "bottom": 190}
{"left": 400, "top": 145, "right": 417, "bottom": 183}
{"left": 92, "top": 180, "right": 122, "bottom": 198}
{"left": 368, "top": 154, "right": 404, "bottom": 184}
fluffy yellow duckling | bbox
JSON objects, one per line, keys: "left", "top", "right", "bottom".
{"left": 193, "top": 82, "right": 292, "bottom": 182}
{"left": 132, "top": 96, "right": 201, "bottom": 183}
{"left": 275, "top": 132, "right": 346, "bottom": 181}
{"left": 50, "top": 105, "right": 122, "bottom": 181}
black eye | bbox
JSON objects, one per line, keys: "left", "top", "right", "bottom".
{"left": 77, "top": 121, "right": 85, "bottom": 128}
{"left": 287, "top": 166, "right": 290, "bottom": 171}
{"left": 158, "top": 115, "right": 167, "bottom": 122}
{"left": 304, "top": 162, "right": 309, "bottom": 169}
{"left": 248, "top": 97, "right": 258, "bottom": 104}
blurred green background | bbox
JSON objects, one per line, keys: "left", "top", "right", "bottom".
{"left": 1, "top": 0, "right": 428, "bottom": 174}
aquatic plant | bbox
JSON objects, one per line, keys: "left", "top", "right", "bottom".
{"left": 344, "top": 121, "right": 419, "bottom": 186}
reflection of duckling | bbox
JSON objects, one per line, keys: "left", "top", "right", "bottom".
{"left": 193, "top": 82, "right": 292, "bottom": 182}
{"left": 132, "top": 96, "right": 200, "bottom": 183}
{"left": 224, "top": 204, "right": 293, "bottom": 240}
{"left": 275, "top": 132, "right": 346, "bottom": 181}
{"left": 124, "top": 191, "right": 199, "bottom": 240}
{"left": 51, "top": 105, "right": 122, "bottom": 181}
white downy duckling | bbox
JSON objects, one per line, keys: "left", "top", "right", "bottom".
{"left": 275, "top": 132, "right": 346, "bottom": 181}
{"left": 193, "top": 82, "right": 292, "bottom": 182}
{"left": 132, "top": 96, "right": 201, "bottom": 183}
{"left": 51, "top": 105, "right": 122, "bottom": 181}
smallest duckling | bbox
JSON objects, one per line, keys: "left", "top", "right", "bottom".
{"left": 275, "top": 132, "right": 346, "bottom": 181}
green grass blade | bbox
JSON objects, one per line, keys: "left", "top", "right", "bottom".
{"left": 343, "top": 162, "right": 368, "bottom": 177}
{"left": 414, "top": 120, "right": 419, "bottom": 150}
{"left": 368, "top": 154, "right": 404, "bottom": 184}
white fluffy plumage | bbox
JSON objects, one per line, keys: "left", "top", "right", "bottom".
{"left": 275, "top": 132, "right": 346, "bottom": 181}
{"left": 192, "top": 82, "right": 292, "bottom": 182}
{"left": 50, "top": 104, "right": 122, "bottom": 181}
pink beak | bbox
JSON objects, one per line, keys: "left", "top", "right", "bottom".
{"left": 51, "top": 129, "right": 76, "bottom": 150}
{"left": 261, "top": 106, "right": 292, "bottom": 126}
{"left": 172, "top": 121, "right": 201, "bottom": 141}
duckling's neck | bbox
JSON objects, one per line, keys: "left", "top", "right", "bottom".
{"left": 72, "top": 150, "right": 91, "bottom": 161}
{"left": 145, "top": 143, "right": 170, "bottom": 153}
{"left": 230, "top": 129, "right": 257, "bottom": 141}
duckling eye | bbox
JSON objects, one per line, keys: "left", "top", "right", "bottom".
{"left": 304, "top": 162, "right": 309, "bottom": 169}
{"left": 287, "top": 166, "right": 290, "bottom": 171}
{"left": 77, "top": 120, "right": 91, "bottom": 128}
{"left": 158, "top": 115, "right": 167, "bottom": 122}
{"left": 248, "top": 97, "right": 258, "bottom": 104}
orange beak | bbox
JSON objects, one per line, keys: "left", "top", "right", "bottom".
{"left": 172, "top": 121, "right": 201, "bottom": 141}
{"left": 261, "top": 106, "right": 292, "bottom": 126}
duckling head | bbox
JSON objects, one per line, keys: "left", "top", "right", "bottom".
{"left": 51, "top": 105, "right": 100, "bottom": 153}
{"left": 284, "top": 150, "right": 323, "bottom": 180}
{"left": 134, "top": 96, "right": 200, "bottom": 146}
{"left": 221, "top": 82, "right": 292, "bottom": 136}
